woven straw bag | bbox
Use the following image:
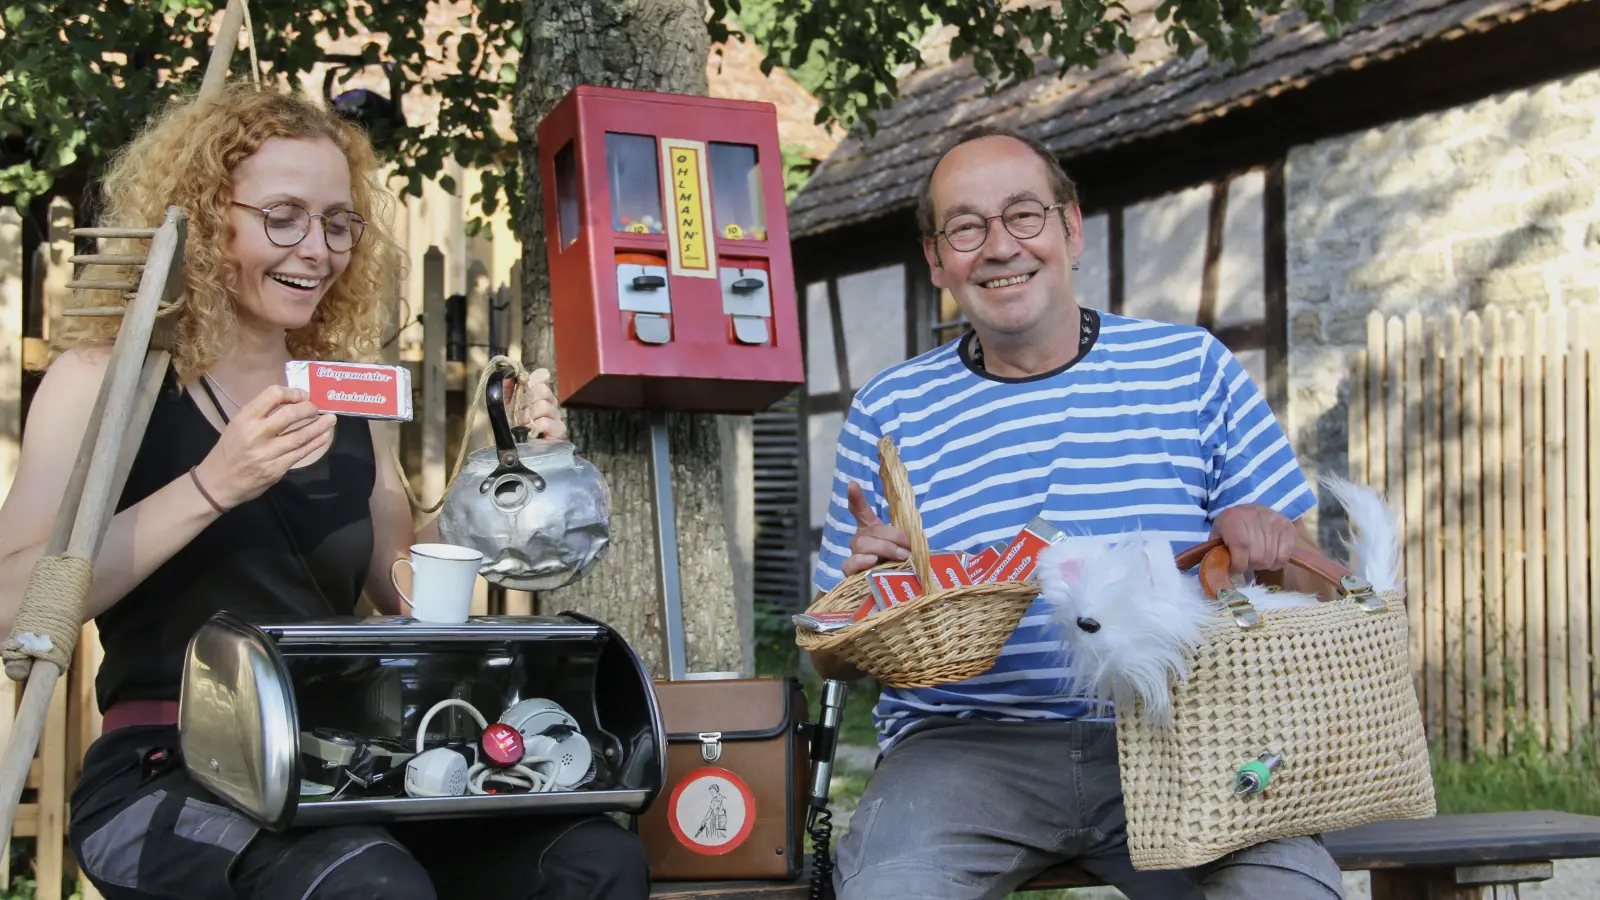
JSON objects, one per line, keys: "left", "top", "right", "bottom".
{"left": 794, "top": 436, "right": 1040, "bottom": 689}
{"left": 1118, "top": 539, "right": 1436, "bottom": 871}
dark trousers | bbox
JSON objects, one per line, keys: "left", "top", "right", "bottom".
{"left": 69, "top": 725, "right": 651, "bottom": 900}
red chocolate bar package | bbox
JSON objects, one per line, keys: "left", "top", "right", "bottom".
{"left": 869, "top": 570, "right": 923, "bottom": 609}
{"left": 850, "top": 593, "right": 879, "bottom": 622}
{"left": 927, "top": 552, "right": 973, "bottom": 591}
{"left": 285, "top": 360, "right": 413, "bottom": 421}
{"left": 981, "top": 517, "right": 1067, "bottom": 583}
{"left": 963, "top": 545, "right": 1003, "bottom": 582}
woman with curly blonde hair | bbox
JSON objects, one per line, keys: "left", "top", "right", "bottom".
{"left": 0, "top": 83, "right": 646, "bottom": 900}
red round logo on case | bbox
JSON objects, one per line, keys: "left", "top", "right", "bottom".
{"left": 481, "top": 723, "right": 525, "bottom": 767}
{"left": 666, "top": 767, "right": 757, "bottom": 855}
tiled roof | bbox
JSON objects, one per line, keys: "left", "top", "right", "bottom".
{"left": 788, "top": 0, "right": 1581, "bottom": 237}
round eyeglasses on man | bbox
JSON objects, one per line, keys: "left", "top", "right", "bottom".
{"left": 936, "top": 198, "right": 1067, "bottom": 253}
{"left": 232, "top": 201, "right": 368, "bottom": 253}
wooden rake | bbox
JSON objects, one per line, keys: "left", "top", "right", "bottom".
{"left": 0, "top": 208, "right": 186, "bottom": 843}
{"left": 0, "top": 0, "right": 248, "bottom": 843}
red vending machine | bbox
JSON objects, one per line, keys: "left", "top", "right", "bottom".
{"left": 535, "top": 86, "right": 804, "bottom": 413}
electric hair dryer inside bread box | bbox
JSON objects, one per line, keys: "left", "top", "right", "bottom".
{"left": 178, "top": 611, "right": 666, "bottom": 830}
{"left": 535, "top": 85, "right": 803, "bottom": 414}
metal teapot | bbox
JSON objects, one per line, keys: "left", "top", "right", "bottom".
{"left": 436, "top": 369, "right": 611, "bottom": 591}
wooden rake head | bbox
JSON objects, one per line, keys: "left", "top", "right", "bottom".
{"left": 63, "top": 219, "right": 187, "bottom": 326}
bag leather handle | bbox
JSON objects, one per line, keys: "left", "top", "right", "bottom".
{"left": 1173, "top": 537, "right": 1357, "bottom": 601}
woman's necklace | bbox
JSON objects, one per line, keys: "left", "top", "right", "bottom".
{"left": 203, "top": 372, "right": 246, "bottom": 410}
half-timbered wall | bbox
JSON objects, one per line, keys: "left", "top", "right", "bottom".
{"left": 1288, "top": 65, "right": 1600, "bottom": 546}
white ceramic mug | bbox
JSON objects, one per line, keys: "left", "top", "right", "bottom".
{"left": 390, "top": 543, "right": 483, "bottom": 624}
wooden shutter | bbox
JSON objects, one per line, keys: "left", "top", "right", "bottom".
{"left": 754, "top": 390, "right": 810, "bottom": 614}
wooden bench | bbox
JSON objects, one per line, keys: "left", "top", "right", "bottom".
{"left": 650, "top": 811, "right": 1600, "bottom": 900}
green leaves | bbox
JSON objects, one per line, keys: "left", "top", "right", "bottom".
{"left": 1, "top": 0, "right": 529, "bottom": 234}
{"left": 713, "top": 0, "right": 1375, "bottom": 139}
{"left": 1, "top": 0, "right": 1376, "bottom": 224}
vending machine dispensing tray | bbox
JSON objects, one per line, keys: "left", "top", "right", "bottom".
{"left": 179, "top": 611, "right": 667, "bottom": 830}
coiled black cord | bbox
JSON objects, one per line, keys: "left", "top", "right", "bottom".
{"left": 808, "top": 807, "right": 835, "bottom": 900}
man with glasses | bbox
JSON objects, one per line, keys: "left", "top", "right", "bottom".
{"left": 808, "top": 126, "right": 1344, "bottom": 899}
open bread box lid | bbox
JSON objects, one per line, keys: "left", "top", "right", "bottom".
{"left": 178, "top": 610, "right": 667, "bottom": 831}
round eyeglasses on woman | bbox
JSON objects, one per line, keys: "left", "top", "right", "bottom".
{"left": 232, "top": 201, "right": 368, "bottom": 253}
{"left": 936, "top": 198, "right": 1066, "bottom": 253}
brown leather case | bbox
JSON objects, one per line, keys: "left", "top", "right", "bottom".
{"left": 637, "top": 677, "right": 808, "bottom": 881}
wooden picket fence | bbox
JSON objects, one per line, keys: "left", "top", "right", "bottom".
{"left": 1347, "top": 303, "right": 1600, "bottom": 760}
{"left": 0, "top": 168, "right": 525, "bottom": 897}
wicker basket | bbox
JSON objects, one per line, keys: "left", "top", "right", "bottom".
{"left": 794, "top": 436, "right": 1039, "bottom": 689}
{"left": 1120, "top": 542, "right": 1435, "bottom": 870}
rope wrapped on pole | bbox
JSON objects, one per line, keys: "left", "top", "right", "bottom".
{"left": 0, "top": 0, "right": 245, "bottom": 851}
{"left": 0, "top": 206, "right": 186, "bottom": 845}
{"left": 1, "top": 555, "right": 93, "bottom": 679}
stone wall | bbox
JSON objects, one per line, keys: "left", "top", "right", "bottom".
{"left": 1285, "top": 67, "right": 1600, "bottom": 543}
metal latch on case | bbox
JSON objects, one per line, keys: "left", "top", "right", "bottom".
{"left": 1218, "top": 588, "right": 1262, "bottom": 630}
{"left": 1340, "top": 574, "right": 1386, "bottom": 613}
{"left": 698, "top": 731, "right": 723, "bottom": 763}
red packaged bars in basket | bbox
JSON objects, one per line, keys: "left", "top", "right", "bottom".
{"left": 963, "top": 544, "right": 1003, "bottom": 581}
{"left": 927, "top": 552, "right": 973, "bottom": 590}
{"left": 285, "top": 361, "right": 413, "bottom": 421}
{"left": 981, "top": 517, "right": 1067, "bottom": 583}
{"left": 793, "top": 435, "right": 1047, "bottom": 689}
{"left": 869, "top": 570, "right": 923, "bottom": 608}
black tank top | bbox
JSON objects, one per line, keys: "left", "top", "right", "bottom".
{"left": 95, "top": 367, "right": 376, "bottom": 712}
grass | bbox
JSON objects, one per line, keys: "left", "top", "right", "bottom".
{"left": 1431, "top": 730, "right": 1600, "bottom": 816}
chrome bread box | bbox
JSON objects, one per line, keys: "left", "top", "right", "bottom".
{"left": 178, "top": 610, "right": 666, "bottom": 831}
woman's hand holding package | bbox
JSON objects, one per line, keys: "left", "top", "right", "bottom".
{"left": 194, "top": 386, "right": 336, "bottom": 510}
{"left": 841, "top": 482, "right": 911, "bottom": 577}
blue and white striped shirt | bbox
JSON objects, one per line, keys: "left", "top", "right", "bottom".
{"left": 812, "top": 310, "right": 1316, "bottom": 751}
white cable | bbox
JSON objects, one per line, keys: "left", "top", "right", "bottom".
{"left": 410, "top": 698, "right": 581, "bottom": 795}
{"left": 414, "top": 699, "right": 490, "bottom": 755}
{"left": 466, "top": 757, "right": 559, "bottom": 795}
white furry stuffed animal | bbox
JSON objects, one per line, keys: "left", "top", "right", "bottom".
{"left": 1036, "top": 476, "right": 1403, "bottom": 727}
{"left": 1037, "top": 533, "right": 1213, "bottom": 726}
{"left": 1318, "top": 474, "right": 1405, "bottom": 593}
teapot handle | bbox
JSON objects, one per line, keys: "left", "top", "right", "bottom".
{"left": 482, "top": 369, "right": 546, "bottom": 494}
{"left": 487, "top": 369, "right": 537, "bottom": 445}
{"left": 486, "top": 369, "right": 519, "bottom": 462}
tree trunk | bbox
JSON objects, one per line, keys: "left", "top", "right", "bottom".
{"left": 513, "top": 0, "right": 750, "bottom": 677}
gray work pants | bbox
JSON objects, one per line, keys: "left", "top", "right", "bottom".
{"left": 833, "top": 718, "right": 1345, "bottom": 900}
